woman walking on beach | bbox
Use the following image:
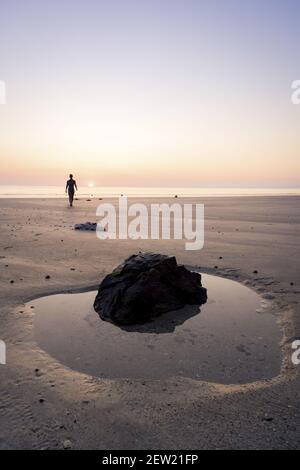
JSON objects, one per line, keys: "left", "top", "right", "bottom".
{"left": 65, "top": 174, "right": 78, "bottom": 207}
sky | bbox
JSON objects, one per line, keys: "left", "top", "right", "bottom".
{"left": 0, "top": 0, "right": 299, "bottom": 187}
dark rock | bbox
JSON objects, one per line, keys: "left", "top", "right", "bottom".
{"left": 45, "top": 275, "right": 51, "bottom": 280}
{"left": 94, "top": 253, "right": 207, "bottom": 325}
{"left": 74, "top": 222, "right": 97, "bottom": 231}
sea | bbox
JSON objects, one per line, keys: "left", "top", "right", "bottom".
{"left": 0, "top": 186, "right": 299, "bottom": 198}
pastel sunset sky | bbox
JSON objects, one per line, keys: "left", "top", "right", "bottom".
{"left": 0, "top": 0, "right": 299, "bottom": 187}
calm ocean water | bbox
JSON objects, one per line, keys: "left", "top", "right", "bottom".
{"left": 0, "top": 186, "right": 299, "bottom": 198}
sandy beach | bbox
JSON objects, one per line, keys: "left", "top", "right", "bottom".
{"left": 0, "top": 195, "right": 300, "bottom": 450}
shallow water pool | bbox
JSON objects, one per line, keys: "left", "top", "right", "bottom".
{"left": 31, "top": 274, "right": 282, "bottom": 384}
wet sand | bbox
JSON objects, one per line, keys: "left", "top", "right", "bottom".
{"left": 0, "top": 196, "right": 299, "bottom": 449}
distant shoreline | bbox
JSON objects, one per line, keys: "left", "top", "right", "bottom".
{"left": 0, "top": 186, "right": 299, "bottom": 199}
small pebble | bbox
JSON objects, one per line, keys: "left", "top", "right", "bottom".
{"left": 262, "top": 416, "right": 273, "bottom": 423}
{"left": 63, "top": 440, "right": 73, "bottom": 450}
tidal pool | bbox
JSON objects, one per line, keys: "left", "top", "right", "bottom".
{"left": 31, "top": 274, "right": 282, "bottom": 384}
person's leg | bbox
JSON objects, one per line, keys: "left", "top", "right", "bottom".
{"left": 68, "top": 191, "right": 74, "bottom": 207}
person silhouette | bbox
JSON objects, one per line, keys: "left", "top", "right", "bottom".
{"left": 65, "top": 174, "right": 78, "bottom": 207}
